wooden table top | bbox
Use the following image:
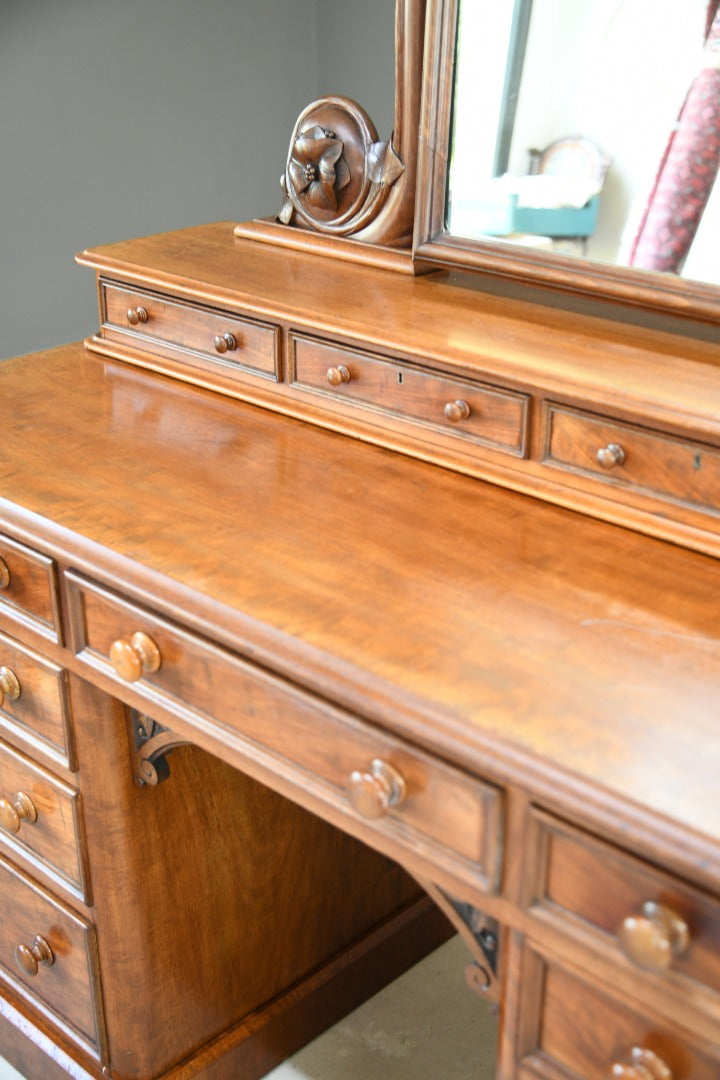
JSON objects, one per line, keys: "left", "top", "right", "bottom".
{"left": 1, "top": 343, "right": 718, "bottom": 866}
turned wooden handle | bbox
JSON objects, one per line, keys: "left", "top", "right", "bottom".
{"left": 347, "top": 759, "right": 406, "bottom": 820}
{"left": 444, "top": 399, "right": 471, "bottom": 423}
{"left": 326, "top": 365, "right": 351, "bottom": 386}
{"left": 126, "top": 306, "right": 148, "bottom": 326}
{"left": 0, "top": 791, "right": 37, "bottom": 835}
{"left": 15, "top": 935, "right": 54, "bottom": 977}
{"left": 109, "top": 632, "right": 162, "bottom": 682}
{"left": 0, "top": 667, "right": 21, "bottom": 709}
{"left": 596, "top": 442, "right": 625, "bottom": 468}
{"left": 618, "top": 901, "right": 689, "bottom": 972}
{"left": 214, "top": 332, "right": 237, "bottom": 354}
{"left": 611, "top": 1047, "right": 673, "bottom": 1079}
{"left": 0, "top": 557, "right": 9, "bottom": 590}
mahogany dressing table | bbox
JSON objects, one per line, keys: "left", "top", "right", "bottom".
{"left": 1, "top": 2, "right": 720, "bottom": 1076}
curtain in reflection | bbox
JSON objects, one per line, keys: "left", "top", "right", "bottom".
{"left": 628, "top": 1, "right": 720, "bottom": 273}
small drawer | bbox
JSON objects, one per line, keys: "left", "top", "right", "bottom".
{"left": 527, "top": 812, "right": 720, "bottom": 999}
{"left": 543, "top": 403, "right": 720, "bottom": 511}
{"left": 102, "top": 282, "right": 279, "bottom": 379}
{"left": 0, "top": 741, "right": 87, "bottom": 899}
{"left": 0, "top": 856, "right": 102, "bottom": 1055}
{"left": 0, "top": 629, "right": 74, "bottom": 770}
{"left": 0, "top": 534, "right": 60, "bottom": 642}
{"left": 66, "top": 574, "right": 502, "bottom": 891}
{"left": 517, "top": 946, "right": 720, "bottom": 1079}
{"left": 291, "top": 335, "right": 528, "bottom": 456}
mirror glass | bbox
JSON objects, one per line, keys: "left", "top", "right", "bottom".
{"left": 447, "top": 0, "right": 719, "bottom": 287}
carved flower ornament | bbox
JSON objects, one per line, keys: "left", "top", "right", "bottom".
{"left": 286, "top": 125, "right": 351, "bottom": 212}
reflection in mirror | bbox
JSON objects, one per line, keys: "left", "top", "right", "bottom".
{"left": 447, "top": 0, "right": 720, "bottom": 286}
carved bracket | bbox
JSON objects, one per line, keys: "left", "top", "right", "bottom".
{"left": 417, "top": 878, "right": 501, "bottom": 1002}
{"left": 130, "top": 711, "right": 189, "bottom": 786}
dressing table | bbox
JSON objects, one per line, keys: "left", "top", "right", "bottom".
{"left": 0, "top": 2, "right": 719, "bottom": 1078}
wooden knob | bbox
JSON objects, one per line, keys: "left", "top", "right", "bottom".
{"left": 126, "top": 306, "right": 148, "bottom": 326}
{"left": 0, "top": 791, "right": 37, "bottom": 834}
{"left": 326, "top": 365, "right": 351, "bottom": 386}
{"left": 0, "top": 667, "right": 21, "bottom": 709}
{"left": 611, "top": 1047, "right": 673, "bottom": 1079}
{"left": 15, "top": 935, "right": 54, "bottom": 977}
{"left": 109, "top": 632, "right": 161, "bottom": 682}
{"left": 444, "top": 399, "right": 471, "bottom": 423}
{"left": 618, "top": 902, "right": 689, "bottom": 972}
{"left": 0, "top": 557, "right": 9, "bottom": 590}
{"left": 347, "top": 759, "right": 406, "bottom": 819}
{"left": 597, "top": 442, "right": 625, "bottom": 468}
{"left": 214, "top": 332, "right": 237, "bottom": 354}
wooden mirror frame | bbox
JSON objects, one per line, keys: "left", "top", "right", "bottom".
{"left": 413, "top": 0, "right": 720, "bottom": 325}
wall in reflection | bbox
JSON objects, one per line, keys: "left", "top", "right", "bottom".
{"left": 448, "top": 0, "right": 719, "bottom": 285}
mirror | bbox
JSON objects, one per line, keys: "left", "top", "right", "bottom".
{"left": 415, "top": 0, "right": 720, "bottom": 323}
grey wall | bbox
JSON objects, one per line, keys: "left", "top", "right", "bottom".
{"left": 0, "top": 0, "right": 396, "bottom": 362}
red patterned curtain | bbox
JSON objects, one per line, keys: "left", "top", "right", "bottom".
{"left": 628, "top": 1, "right": 720, "bottom": 273}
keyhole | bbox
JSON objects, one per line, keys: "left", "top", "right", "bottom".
{"left": 693, "top": 452, "right": 702, "bottom": 470}
{"left": 397, "top": 371, "right": 403, "bottom": 385}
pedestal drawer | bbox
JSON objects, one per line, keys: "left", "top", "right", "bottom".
{"left": 0, "top": 856, "right": 102, "bottom": 1055}
{"left": 0, "top": 741, "right": 87, "bottom": 899}
{"left": 102, "top": 281, "right": 279, "bottom": 378}
{"left": 0, "top": 534, "right": 60, "bottom": 642}
{"left": 517, "top": 946, "right": 720, "bottom": 1080}
{"left": 66, "top": 573, "right": 502, "bottom": 891}
{"left": 291, "top": 335, "right": 528, "bottom": 455}
{"left": 0, "top": 629, "right": 74, "bottom": 769}
{"left": 527, "top": 812, "right": 720, "bottom": 1001}
{"left": 543, "top": 403, "right": 720, "bottom": 512}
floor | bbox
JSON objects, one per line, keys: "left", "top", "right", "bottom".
{"left": 0, "top": 936, "right": 498, "bottom": 1079}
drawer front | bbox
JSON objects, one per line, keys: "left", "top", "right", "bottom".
{"left": 527, "top": 812, "right": 720, "bottom": 998}
{"left": 517, "top": 947, "right": 719, "bottom": 1080}
{"left": 103, "top": 282, "right": 279, "bottom": 378}
{"left": 66, "top": 574, "right": 502, "bottom": 891}
{"left": 291, "top": 336, "right": 528, "bottom": 455}
{"left": 0, "top": 741, "right": 86, "bottom": 898}
{"left": 0, "top": 629, "right": 74, "bottom": 769}
{"left": 0, "top": 857, "right": 101, "bottom": 1053}
{"left": 544, "top": 404, "right": 720, "bottom": 511}
{"left": 0, "top": 534, "right": 60, "bottom": 642}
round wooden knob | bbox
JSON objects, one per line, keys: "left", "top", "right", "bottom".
{"left": 597, "top": 442, "right": 625, "bottom": 468}
{"left": 444, "top": 399, "right": 471, "bottom": 423}
{"left": 109, "top": 632, "right": 162, "bottom": 682}
{"left": 214, "top": 332, "right": 237, "bottom": 354}
{"left": 126, "top": 306, "right": 148, "bottom": 326}
{"left": 611, "top": 1047, "right": 673, "bottom": 1079}
{"left": 0, "top": 667, "right": 21, "bottom": 709}
{"left": 0, "top": 557, "right": 9, "bottom": 590}
{"left": 0, "top": 791, "right": 37, "bottom": 834}
{"left": 326, "top": 365, "right": 351, "bottom": 386}
{"left": 618, "top": 902, "right": 689, "bottom": 972}
{"left": 15, "top": 935, "right": 54, "bottom": 977}
{"left": 347, "top": 759, "right": 406, "bottom": 820}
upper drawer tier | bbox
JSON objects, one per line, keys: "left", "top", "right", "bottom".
{"left": 0, "top": 534, "right": 60, "bottom": 643}
{"left": 66, "top": 573, "right": 502, "bottom": 893}
{"left": 102, "top": 282, "right": 280, "bottom": 380}
{"left": 291, "top": 335, "right": 528, "bottom": 457}
{"left": 527, "top": 811, "right": 720, "bottom": 1009}
{"left": 544, "top": 403, "right": 720, "bottom": 512}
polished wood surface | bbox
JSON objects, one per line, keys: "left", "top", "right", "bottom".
{"left": 1, "top": 224, "right": 719, "bottom": 1077}
{"left": 0, "top": 343, "right": 718, "bottom": 864}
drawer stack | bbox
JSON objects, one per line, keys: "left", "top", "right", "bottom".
{"left": 0, "top": 533, "right": 105, "bottom": 1063}
{"left": 513, "top": 811, "right": 720, "bottom": 1078}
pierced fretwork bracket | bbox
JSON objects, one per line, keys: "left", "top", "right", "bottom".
{"left": 416, "top": 878, "right": 501, "bottom": 1003}
{"left": 130, "top": 710, "right": 189, "bottom": 786}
